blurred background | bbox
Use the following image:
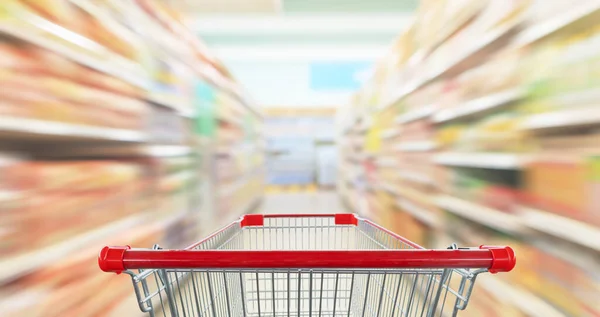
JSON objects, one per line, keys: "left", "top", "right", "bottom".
{"left": 0, "top": 0, "right": 599, "bottom": 316}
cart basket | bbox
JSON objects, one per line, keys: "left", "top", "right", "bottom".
{"left": 100, "top": 213, "right": 515, "bottom": 317}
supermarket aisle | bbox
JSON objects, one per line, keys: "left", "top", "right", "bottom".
{"left": 260, "top": 191, "right": 345, "bottom": 215}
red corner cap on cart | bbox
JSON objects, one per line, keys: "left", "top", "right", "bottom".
{"left": 479, "top": 245, "right": 516, "bottom": 273}
{"left": 240, "top": 214, "right": 264, "bottom": 227}
{"left": 334, "top": 213, "right": 358, "bottom": 226}
{"left": 99, "top": 245, "right": 130, "bottom": 273}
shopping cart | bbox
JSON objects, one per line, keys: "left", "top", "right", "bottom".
{"left": 99, "top": 213, "right": 515, "bottom": 317}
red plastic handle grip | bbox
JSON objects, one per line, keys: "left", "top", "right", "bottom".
{"left": 99, "top": 247, "right": 516, "bottom": 274}
{"left": 479, "top": 245, "right": 516, "bottom": 273}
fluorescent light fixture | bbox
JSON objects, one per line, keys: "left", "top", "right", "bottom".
{"left": 214, "top": 45, "right": 388, "bottom": 61}
{"left": 189, "top": 14, "right": 412, "bottom": 35}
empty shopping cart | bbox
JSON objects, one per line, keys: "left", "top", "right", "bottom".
{"left": 99, "top": 213, "right": 515, "bottom": 317}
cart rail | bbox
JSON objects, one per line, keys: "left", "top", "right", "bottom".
{"left": 100, "top": 213, "right": 516, "bottom": 317}
{"left": 100, "top": 214, "right": 515, "bottom": 273}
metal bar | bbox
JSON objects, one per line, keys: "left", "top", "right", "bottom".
{"left": 332, "top": 272, "right": 340, "bottom": 316}
{"left": 153, "top": 271, "right": 168, "bottom": 317}
{"left": 272, "top": 272, "right": 277, "bottom": 316}
{"left": 438, "top": 270, "right": 454, "bottom": 315}
{"left": 223, "top": 272, "right": 232, "bottom": 316}
{"left": 309, "top": 271, "right": 313, "bottom": 316}
{"left": 390, "top": 273, "right": 403, "bottom": 317}
{"left": 297, "top": 271, "right": 301, "bottom": 317}
{"left": 375, "top": 273, "right": 388, "bottom": 317}
{"left": 239, "top": 272, "right": 247, "bottom": 317}
{"left": 418, "top": 274, "right": 435, "bottom": 317}
{"left": 318, "top": 272, "right": 324, "bottom": 317}
{"left": 426, "top": 269, "right": 449, "bottom": 317}
{"left": 405, "top": 273, "right": 419, "bottom": 317}
{"left": 138, "top": 272, "right": 153, "bottom": 313}
{"left": 160, "top": 270, "right": 180, "bottom": 317}
{"left": 347, "top": 273, "right": 355, "bottom": 317}
{"left": 182, "top": 273, "right": 194, "bottom": 316}
{"left": 173, "top": 272, "right": 188, "bottom": 317}
{"left": 361, "top": 273, "right": 371, "bottom": 317}
{"left": 207, "top": 272, "right": 217, "bottom": 317}
{"left": 256, "top": 271, "right": 262, "bottom": 317}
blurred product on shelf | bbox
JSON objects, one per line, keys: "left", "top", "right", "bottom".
{"left": 0, "top": 0, "right": 264, "bottom": 316}
{"left": 2, "top": 160, "right": 144, "bottom": 256}
{"left": 337, "top": 0, "right": 600, "bottom": 316}
{"left": 0, "top": 42, "right": 146, "bottom": 130}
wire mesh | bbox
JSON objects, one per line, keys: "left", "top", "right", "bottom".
{"left": 124, "top": 216, "right": 481, "bottom": 317}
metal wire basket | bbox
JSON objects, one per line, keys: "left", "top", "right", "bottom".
{"left": 99, "top": 213, "right": 515, "bottom": 317}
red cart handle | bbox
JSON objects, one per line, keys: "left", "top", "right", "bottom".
{"left": 99, "top": 245, "right": 515, "bottom": 274}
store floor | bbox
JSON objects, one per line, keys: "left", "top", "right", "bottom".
{"left": 259, "top": 190, "right": 345, "bottom": 215}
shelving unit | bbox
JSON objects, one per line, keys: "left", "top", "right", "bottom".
{"left": 0, "top": 211, "right": 148, "bottom": 284}
{"left": 394, "top": 105, "right": 435, "bottom": 124}
{"left": 433, "top": 152, "right": 526, "bottom": 170}
{"left": 519, "top": 206, "right": 600, "bottom": 252}
{"left": 0, "top": 117, "right": 147, "bottom": 142}
{"left": 395, "top": 198, "right": 440, "bottom": 228}
{"left": 432, "top": 88, "right": 524, "bottom": 123}
{"left": 337, "top": 1, "right": 600, "bottom": 316}
{"left": 0, "top": 1, "right": 264, "bottom": 316}
{"left": 394, "top": 140, "right": 437, "bottom": 152}
{"left": 436, "top": 196, "right": 524, "bottom": 234}
{"left": 520, "top": 106, "right": 600, "bottom": 130}
{"left": 477, "top": 276, "right": 566, "bottom": 317}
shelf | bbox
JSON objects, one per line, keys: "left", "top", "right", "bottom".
{"left": 514, "top": 1, "right": 600, "bottom": 47}
{"left": 0, "top": 212, "right": 150, "bottom": 284}
{"left": 0, "top": 117, "right": 146, "bottom": 142}
{"left": 381, "top": 183, "right": 433, "bottom": 208}
{"left": 477, "top": 276, "right": 566, "bottom": 317}
{"left": 394, "top": 105, "right": 435, "bottom": 124}
{"left": 38, "top": 145, "right": 193, "bottom": 158}
{"left": 408, "top": 2, "right": 486, "bottom": 65}
{"left": 377, "top": 77, "right": 429, "bottom": 112}
{"left": 433, "top": 89, "right": 524, "bottom": 123}
{"left": 0, "top": 10, "right": 197, "bottom": 117}
{"left": 428, "top": 19, "right": 521, "bottom": 80}
{"left": 433, "top": 152, "right": 526, "bottom": 170}
{"left": 377, "top": 182, "right": 397, "bottom": 195}
{"left": 0, "top": 191, "right": 21, "bottom": 202}
{"left": 520, "top": 106, "right": 600, "bottom": 130}
{"left": 377, "top": 20, "right": 520, "bottom": 112}
{"left": 396, "top": 198, "right": 440, "bottom": 228}
{"left": 0, "top": 15, "right": 147, "bottom": 90}
{"left": 398, "top": 171, "right": 436, "bottom": 186}
{"left": 395, "top": 140, "right": 437, "bottom": 152}
{"left": 380, "top": 128, "right": 401, "bottom": 139}
{"left": 519, "top": 206, "right": 600, "bottom": 252}
{"left": 147, "top": 93, "right": 196, "bottom": 118}
{"left": 375, "top": 157, "right": 398, "bottom": 167}
{"left": 219, "top": 168, "right": 264, "bottom": 197}
{"left": 436, "top": 195, "right": 524, "bottom": 233}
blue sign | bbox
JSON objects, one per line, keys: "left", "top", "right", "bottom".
{"left": 309, "top": 61, "right": 372, "bottom": 91}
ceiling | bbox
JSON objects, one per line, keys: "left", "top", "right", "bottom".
{"left": 179, "top": 0, "right": 417, "bottom": 51}
{"left": 282, "top": 0, "right": 418, "bottom": 13}
{"left": 173, "top": 0, "right": 417, "bottom": 107}
{"left": 175, "top": 0, "right": 418, "bottom": 14}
